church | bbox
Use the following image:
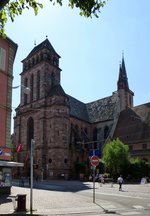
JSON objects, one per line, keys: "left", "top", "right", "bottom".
{"left": 13, "top": 38, "right": 150, "bottom": 180}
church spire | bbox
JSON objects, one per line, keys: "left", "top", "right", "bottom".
{"left": 117, "top": 54, "right": 134, "bottom": 111}
{"left": 117, "top": 55, "right": 129, "bottom": 90}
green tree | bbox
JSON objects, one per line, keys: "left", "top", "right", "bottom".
{"left": 102, "top": 138, "right": 130, "bottom": 178}
{"left": 0, "top": 0, "right": 107, "bottom": 37}
{"left": 129, "top": 158, "right": 150, "bottom": 180}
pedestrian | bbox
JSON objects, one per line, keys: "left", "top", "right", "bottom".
{"left": 99, "top": 174, "right": 104, "bottom": 187}
{"left": 117, "top": 175, "right": 123, "bottom": 191}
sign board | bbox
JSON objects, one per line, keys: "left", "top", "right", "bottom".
{"left": 0, "top": 147, "right": 11, "bottom": 160}
{"left": 90, "top": 155, "right": 99, "bottom": 167}
{"left": 0, "top": 149, "right": 3, "bottom": 155}
{"left": 89, "top": 149, "right": 101, "bottom": 157}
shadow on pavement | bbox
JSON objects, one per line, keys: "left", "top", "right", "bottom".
{"left": 13, "top": 180, "right": 93, "bottom": 193}
{"left": 0, "top": 194, "right": 11, "bottom": 205}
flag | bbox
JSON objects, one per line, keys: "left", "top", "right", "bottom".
{"left": 16, "top": 143, "right": 23, "bottom": 153}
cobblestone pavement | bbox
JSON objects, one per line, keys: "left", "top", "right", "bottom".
{"left": 0, "top": 181, "right": 150, "bottom": 215}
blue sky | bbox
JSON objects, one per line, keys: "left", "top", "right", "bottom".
{"left": 5, "top": 0, "right": 150, "bottom": 131}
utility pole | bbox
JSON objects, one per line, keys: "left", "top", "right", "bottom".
{"left": 30, "top": 139, "right": 35, "bottom": 213}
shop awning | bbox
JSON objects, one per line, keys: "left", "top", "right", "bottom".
{"left": 0, "top": 161, "right": 24, "bottom": 167}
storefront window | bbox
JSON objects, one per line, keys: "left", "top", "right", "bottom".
{"left": 0, "top": 168, "right": 12, "bottom": 187}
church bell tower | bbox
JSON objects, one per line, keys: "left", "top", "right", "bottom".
{"left": 117, "top": 56, "right": 134, "bottom": 111}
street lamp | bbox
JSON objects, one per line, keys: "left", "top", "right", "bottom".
{"left": 12, "top": 85, "right": 31, "bottom": 93}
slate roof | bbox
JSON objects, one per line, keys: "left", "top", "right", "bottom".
{"left": 67, "top": 95, "right": 89, "bottom": 122}
{"left": 86, "top": 95, "right": 118, "bottom": 123}
{"left": 23, "top": 39, "right": 60, "bottom": 61}
{"left": 66, "top": 93, "right": 118, "bottom": 123}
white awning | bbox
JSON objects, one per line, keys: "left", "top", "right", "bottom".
{"left": 0, "top": 161, "right": 24, "bottom": 167}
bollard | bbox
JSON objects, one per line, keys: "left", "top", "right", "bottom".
{"left": 17, "top": 194, "right": 26, "bottom": 212}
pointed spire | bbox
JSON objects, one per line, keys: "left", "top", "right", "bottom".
{"left": 117, "top": 54, "right": 129, "bottom": 90}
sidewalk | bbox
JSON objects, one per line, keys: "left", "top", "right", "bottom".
{"left": 0, "top": 181, "right": 150, "bottom": 215}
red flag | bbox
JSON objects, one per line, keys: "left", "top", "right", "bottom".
{"left": 16, "top": 143, "right": 23, "bottom": 153}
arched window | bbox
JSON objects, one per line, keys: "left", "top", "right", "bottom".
{"left": 36, "top": 71, "right": 40, "bottom": 99}
{"left": 40, "top": 53, "right": 43, "bottom": 61}
{"left": 30, "top": 74, "right": 34, "bottom": 102}
{"left": 27, "top": 117, "right": 34, "bottom": 149}
{"left": 104, "top": 126, "right": 109, "bottom": 139}
{"left": 93, "top": 127, "right": 97, "bottom": 149}
{"left": 84, "top": 128, "right": 88, "bottom": 148}
{"left": 36, "top": 55, "right": 40, "bottom": 63}
{"left": 23, "top": 62, "right": 27, "bottom": 71}
{"left": 51, "top": 72, "right": 55, "bottom": 87}
{"left": 28, "top": 60, "right": 31, "bottom": 68}
{"left": 74, "top": 125, "right": 80, "bottom": 146}
{"left": 32, "top": 58, "right": 35, "bottom": 66}
{"left": 24, "top": 77, "right": 28, "bottom": 105}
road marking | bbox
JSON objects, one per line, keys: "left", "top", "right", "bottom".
{"left": 133, "top": 205, "right": 144, "bottom": 210}
{"left": 121, "top": 212, "right": 141, "bottom": 215}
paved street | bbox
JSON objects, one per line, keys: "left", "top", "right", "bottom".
{"left": 0, "top": 180, "right": 150, "bottom": 215}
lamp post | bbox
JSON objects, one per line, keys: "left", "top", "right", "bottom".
{"left": 30, "top": 139, "right": 35, "bottom": 213}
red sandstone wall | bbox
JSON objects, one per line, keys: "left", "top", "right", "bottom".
{"left": 0, "top": 37, "right": 9, "bottom": 148}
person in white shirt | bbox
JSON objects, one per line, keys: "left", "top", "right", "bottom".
{"left": 117, "top": 175, "right": 123, "bottom": 191}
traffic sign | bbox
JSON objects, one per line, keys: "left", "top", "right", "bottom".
{"left": 89, "top": 149, "right": 101, "bottom": 157}
{"left": 90, "top": 155, "right": 99, "bottom": 167}
{"left": 0, "top": 149, "right": 3, "bottom": 156}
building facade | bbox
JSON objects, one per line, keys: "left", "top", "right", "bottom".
{"left": 0, "top": 36, "right": 17, "bottom": 161}
{"left": 13, "top": 39, "right": 150, "bottom": 180}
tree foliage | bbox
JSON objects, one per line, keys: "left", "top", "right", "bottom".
{"left": 129, "top": 158, "right": 150, "bottom": 180}
{"left": 102, "top": 138, "right": 130, "bottom": 178}
{"left": 0, "top": 0, "right": 107, "bottom": 37}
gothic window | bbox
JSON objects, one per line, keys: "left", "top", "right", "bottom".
{"left": 48, "top": 54, "right": 51, "bottom": 63}
{"left": 51, "top": 72, "right": 55, "bottom": 87}
{"left": 0, "top": 47, "right": 6, "bottom": 71}
{"left": 23, "top": 62, "right": 27, "bottom": 71}
{"left": 36, "top": 71, "right": 40, "bottom": 100}
{"left": 53, "top": 58, "right": 57, "bottom": 66}
{"left": 24, "top": 78, "right": 28, "bottom": 105}
{"left": 27, "top": 117, "right": 34, "bottom": 149}
{"left": 74, "top": 125, "right": 80, "bottom": 147}
{"left": 40, "top": 53, "right": 43, "bottom": 61}
{"left": 32, "top": 58, "right": 35, "bottom": 66}
{"left": 36, "top": 55, "right": 39, "bottom": 63}
{"left": 104, "top": 126, "right": 109, "bottom": 139}
{"left": 70, "top": 124, "right": 74, "bottom": 147}
{"left": 129, "top": 95, "right": 132, "bottom": 107}
{"left": 28, "top": 60, "right": 31, "bottom": 68}
{"left": 84, "top": 128, "right": 89, "bottom": 148}
{"left": 49, "top": 159, "right": 52, "bottom": 163}
{"left": 93, "top": 127, "right": 97, "bottom": 149}
{"left": 81, "top": 127, "right": 84, "bottom": 140}
{"left": 64, "top": 158, "right": 68, "bottom": 164}
{"left": 30, "top": 74, "right": 34, "bottom": 102}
